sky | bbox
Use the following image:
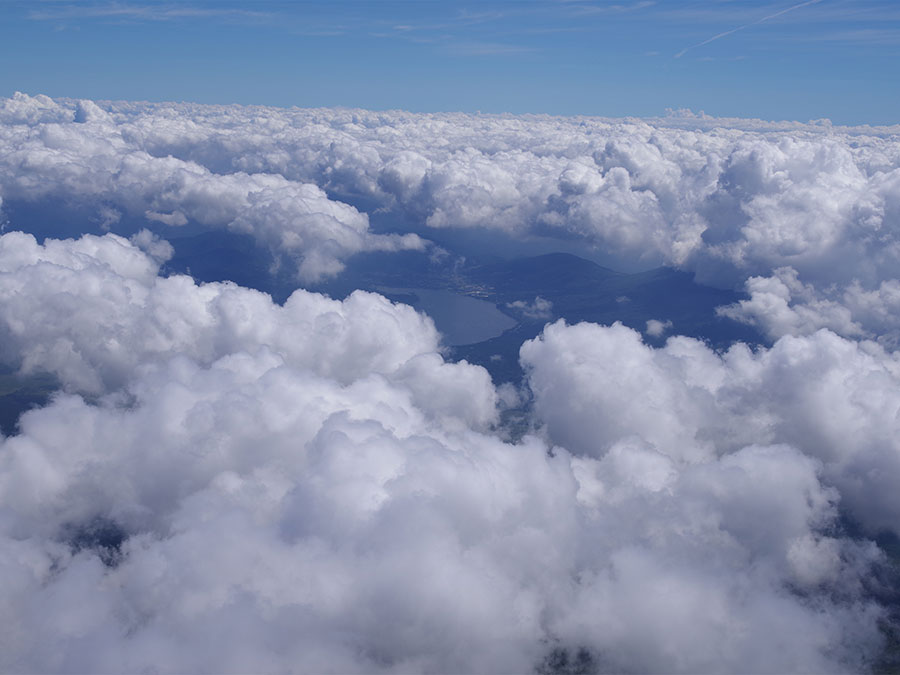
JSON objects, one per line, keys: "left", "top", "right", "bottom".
{"left": 2, "top": 0, "right": 899, "bottom": 124}
{"left": 3, "top": 4, "right": 900, "bottom": 673}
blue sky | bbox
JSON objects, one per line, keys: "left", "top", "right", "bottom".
{"left": 2, "top": 0, "right": 898, "bottom": 124}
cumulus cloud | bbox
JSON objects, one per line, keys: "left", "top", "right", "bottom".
{"left": 5, "top": 93, "right": 900, "bottom": 302}
{"left": 506, "top": 295, "right": 553, "bottom": 320}
{"left": 717, "top": 267, "right": 861, "bottom": 340}
{"left": 645, "top": 317, "right": 672, "bottom": 337}
{"left": 521, "top": 320, "right": 900, "bottom": 536}
{"left": 0, "top": 232, "right": 893, "bottom": 672}
{"left": 61, "top": 96, "right": 895, "bottom": 295}
{"left": 0, "top": 94, "right": 424, "bottom": 281}
{"left": 0, "top": 232, "right": 501, "bottom": 426}
{"left": 1, "top": 92, "right": 890, "bottom": 338}
{"left": 720, "top": 267, "right": 900, "bottom": 348}
{"left": 2, "top": 95, "right": 900, "bottom": 672}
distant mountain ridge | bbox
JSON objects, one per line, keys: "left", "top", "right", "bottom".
{"left": 468, "top": 252, "right": 622, "bottom": 296}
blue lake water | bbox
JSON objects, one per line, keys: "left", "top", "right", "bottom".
{"left": 379, "top": 287, "right": 517, "bottom": 346}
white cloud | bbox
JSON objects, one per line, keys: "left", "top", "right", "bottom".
{"left": 506, "top": 295, "right": 553, "bottom": 320}
{"left": 0, "top": 232, "right": 443, "bottom": 393}
{"left": 5, "top": 93, "right": 900, "bottom": 308}
{"left": 1, "top": 95, "right": 899, "bottom": 672}
{"left": 0, "top": 233, "right": 889, "bottom": 672}
{"left": 144, "top": 209, "right": 188, "bottom": 226}
{"left": 7, "top": 92, "right": 887, "bottom": 340}
{"left": 645, "top": 318, "right": 672, "bottom": 336}
{"left": 521, "top": 320, "right": 900, "bottom": 535}
{"left": 718, "top": 267, "right": 864, "bottom": 340}
{"left": 719, "top": 267, "right": 900, "bottom": 348}
{"left": 0, "top": 96, "right": 424, "bottom": 281}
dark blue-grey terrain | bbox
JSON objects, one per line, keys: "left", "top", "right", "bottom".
{"left": 164, "top": 230, "right": 763, "bottom": 384}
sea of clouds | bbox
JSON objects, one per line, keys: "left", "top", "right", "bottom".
{"left": 1, "top": 92, "right": 900, "bottom": 673}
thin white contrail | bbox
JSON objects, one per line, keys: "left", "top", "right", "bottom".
{"left": 674, "top": 0, "right": 822, "bottom": 58}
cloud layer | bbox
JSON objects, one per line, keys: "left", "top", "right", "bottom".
{"left": 6, "top": 92, "right": 899, "bottom": 339}
{"left": 2, "top": 95, "right": 900, "bottom": 672}
{"left": 0, "top": 231, "right": 893, "bottom": 674}
{"left": 0, "top": 94, "right": 424, "bottom": 281}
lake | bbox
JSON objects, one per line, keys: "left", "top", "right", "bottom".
{"left": 378, "top": 287, "right": 517, "bottom": 346}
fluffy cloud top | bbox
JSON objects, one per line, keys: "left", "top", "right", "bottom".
{"left": 85, "top": 98, "right": 900, "bottom": 277}
{"left": 6, "top": 93, "right": 898, "bottom": 339}
{"left": 2, "top": 95, "right": 900, "bottom": 673}
{"left": 521, "top": 320, "right": 900, "bottom": 535}
{"left": 0, "top": 94, "right": 424, "bottom": 282}
{"left": 0, "top": 232, "right": 436, "bottom": 389}
{"left": 0, "top": 232, "right": 892, "bottom": 674}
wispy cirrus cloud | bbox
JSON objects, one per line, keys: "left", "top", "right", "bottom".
{"left": 27, "top": 2, "right": 272, "bottom": 22}
{"left": 675, "top": 0, "right": 823, "bottom": 58}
